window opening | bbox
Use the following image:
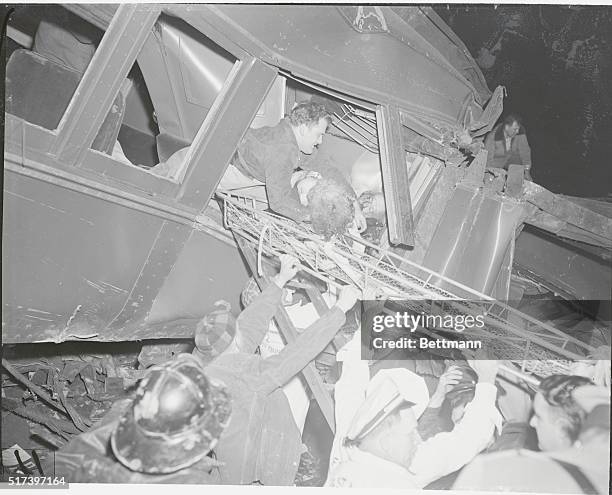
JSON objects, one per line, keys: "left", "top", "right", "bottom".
{"left": 5, "top": 6, "right": 102, "bottom": 131}
{"left": 97, "top": 12, "right": 239, "bottom": 183}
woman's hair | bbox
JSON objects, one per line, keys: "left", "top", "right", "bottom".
{"left": 539, "top": 374, "right": 593, "bottom": 442}
{"left": 307, "top": 178, "right": 354, "bottom": 239}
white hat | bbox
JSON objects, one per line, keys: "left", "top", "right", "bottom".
{"left": 346, "top": 368, "right": 429, "bottom": 442}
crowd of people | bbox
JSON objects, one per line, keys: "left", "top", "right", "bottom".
{"left": 16, "top": 12, "right": 607, "bottom": 492}
{"left": 54, "top": 253, "right": 610, "bottom": 492}
{"left": 54, "top": 102, "right": 608, "bottom": 491}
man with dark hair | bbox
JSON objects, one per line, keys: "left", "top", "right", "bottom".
{"left": 484, "top": 113, "right": 533, "bottom": 180}
{"left": 530, "top": 374, "right": 593, "bottom": 451}
{"left": 454, "top": 374, "right": 609, "bottom": 494}
{"left": 220, "top": 101, "right": 366, "bottom": 230}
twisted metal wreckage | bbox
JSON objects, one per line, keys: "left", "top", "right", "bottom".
{"left": 2, "top": 4, "right": 611, "bottom": 464}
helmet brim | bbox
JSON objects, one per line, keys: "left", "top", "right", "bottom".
{"left": 111, "top": 381, "right": 231, "bottom": 474}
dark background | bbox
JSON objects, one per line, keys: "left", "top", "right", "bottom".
{"left": 435, "top": 4, "right": 612, "bottom": 198}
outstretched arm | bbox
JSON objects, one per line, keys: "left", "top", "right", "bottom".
{"left": 410, "top": 360, "right": 502, "bottom": 487}
{"left": 258, "top": 286, "right": 360, "bottom": 393}
{"left": 229, "top": 255, "right": 299, "bottom": 354}
{"left": 265, "top": 149, "right": 310, "bottom": 222}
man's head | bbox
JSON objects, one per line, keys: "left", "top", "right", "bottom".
{"left": 358, "top": 191, "right": 386, "bottom": 222}
{"left": 193, "top": 301, "right": 236, "bottom": 363}
{"left": 344, "top": 370, "right": 429, "bottom": 469}
{"left": 502, "top": 114, "right": 523, "bottom": 139}
{"left": 355, "top": 403, "right": 421, "bottom": 468}
{"left": 530, "top": 374, "right": 592, "bottom": 451}
{"left": 111, "top": 354, "right": 231, "bottom": 474}
{"left": 289, "top": 102, "right": 332, "bottom": 154}
{"left": 305, "top": 178, "right": 355, "bottom": 239}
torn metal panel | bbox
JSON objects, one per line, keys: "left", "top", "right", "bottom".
{"left": 421, "top": 185, "right": 527, "bottom": 295}
{"left": 397, "top": 163, "right": 466, "bottom": 266}
{"left": 505, "top": 164, "right": 525, "bottom": 198}
{"left": 524, "top": 181, "right": 612, "bottom": 247}
{"left": 2, "top": 171, "right": 165, "bottom": 343}
{"left": 515, "top": 227, "right": 612, "bottom": 301}
{"left": 466, "top": 85, "right": 505, "bottom": 136}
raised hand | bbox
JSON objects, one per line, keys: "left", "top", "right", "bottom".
{"left": 335, "top": 285, "right": 361, "bottom": 313}
{"left": 353, "top": 202, "right": 367, "bottom": 233}
{"left": 274, "top": 254, "right": 300, "bottom": 287}
{"left": 429, "top": 365, "right": 464, "bottom": 407}
{"left": 467, "top": 357, "right": 499, "bottom": 384}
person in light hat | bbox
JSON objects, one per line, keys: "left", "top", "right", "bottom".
{"left": 326, "top": 337, "right": 502, "bottom": 489}
{"left": 326, "top": 364, "right": 430, "bottom": 488}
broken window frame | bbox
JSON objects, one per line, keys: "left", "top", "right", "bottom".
{"left": 22, "top": 5, "right": 267, "bottom": 210}
{"left": 376, "top": 104, "right": 416, "bottom": 247}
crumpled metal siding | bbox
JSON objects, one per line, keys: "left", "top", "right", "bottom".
{"left": 421, "top": 185, "right": 527, "bottom": 296}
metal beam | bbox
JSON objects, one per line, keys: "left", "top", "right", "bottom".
{"left": 524, "top": 182, "right": 612, "bottom": 247}
{"left": 50, "top": 4, "right": 161, "bottom": 166}
{"left": 177, "top": 57, "right": 277, "bottom": 210}
{"left": 377, "top": 104, "right": 415, "bottom": 246}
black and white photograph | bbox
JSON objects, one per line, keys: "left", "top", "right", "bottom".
{"left": 1, "top": 3, "right": 610, "bottom": 494}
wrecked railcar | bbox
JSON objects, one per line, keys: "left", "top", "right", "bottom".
{"left": 2, "top": 3, "right": 610, "bottom": 475}
{"left": 3, "top": 4, "right": 503, "bottom": 344}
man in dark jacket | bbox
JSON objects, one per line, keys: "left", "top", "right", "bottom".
{"left": 225, "top": 102, "right": 366, "bottom": 230}
{"left": 484, "top": 114, "right": 533, "bottom": 180}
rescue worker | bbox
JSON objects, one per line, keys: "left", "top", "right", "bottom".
{"left": 484, "top": 113, "right": 533, "bottom": 180}
{"left": 56, "top": 255, "right": 358, "bottom": 485}
{"left": 326, "top": 331, "right": 502, "bottom": 488}
{"left": 454, "top": 375, "right": 610, "bottom": 494}
{"left": 219, "top": 101, "right": 367, "bottom": 230}
{"left": 55, "top": 354, "right": 231, "bottom": 483}
{"left": 193, "top": 254, "right": 360, "bottom": 485}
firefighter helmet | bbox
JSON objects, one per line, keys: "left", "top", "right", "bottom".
{"left": 111, "top": 353, "right": 231, "bottom": 474}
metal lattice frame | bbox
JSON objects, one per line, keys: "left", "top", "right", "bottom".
{"left": 219, "top": 192, "right": 598, "bottom": 377}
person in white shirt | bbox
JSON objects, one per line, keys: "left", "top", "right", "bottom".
{"left": 326, "top": 333, "right": 502, "bottom": 488}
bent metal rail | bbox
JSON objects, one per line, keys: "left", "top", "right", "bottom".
{"left": 216, "top": 191, "right": 598, "bottom": 378}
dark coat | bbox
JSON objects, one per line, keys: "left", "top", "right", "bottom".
{"left": 235, "top": 119, "right": 354, "bottom": 222}
{"left": 484, "top": 123, "right": 532, "bottom": 170}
